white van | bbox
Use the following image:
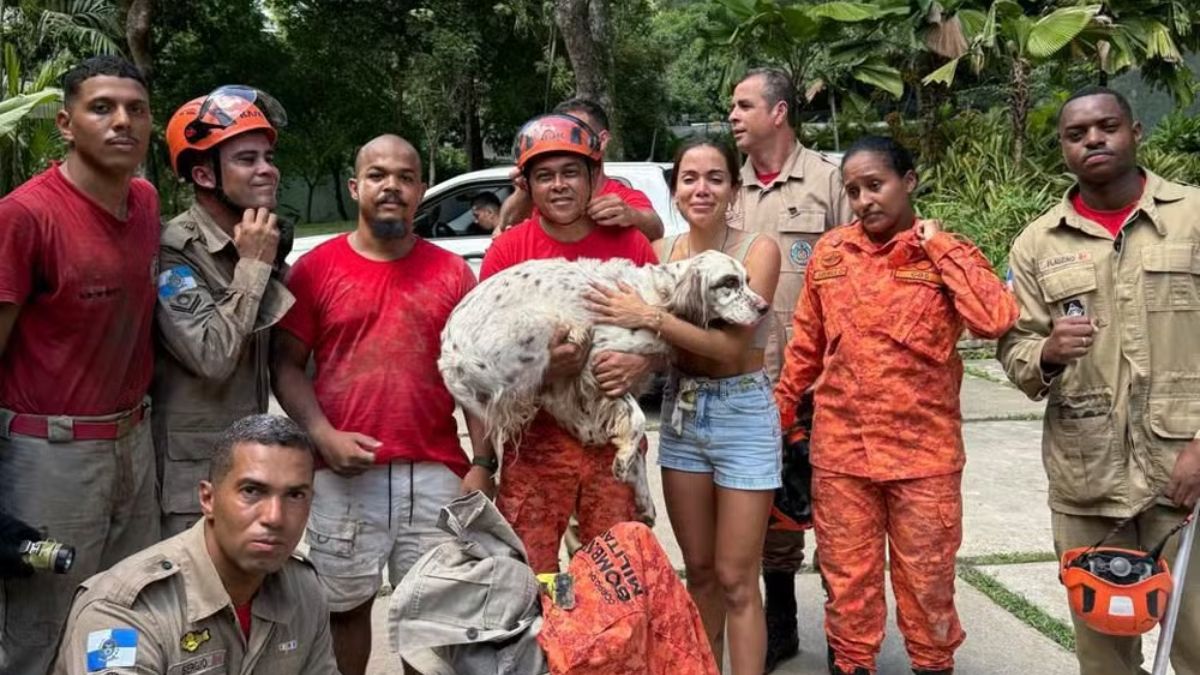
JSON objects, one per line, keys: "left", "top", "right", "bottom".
{"left": 288, "top": 162, "right": 688, "bottom": 273}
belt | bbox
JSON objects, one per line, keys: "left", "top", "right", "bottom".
{"left": 5, "top": 404, "right": 149, "bottom": 442}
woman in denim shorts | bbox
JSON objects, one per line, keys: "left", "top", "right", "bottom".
{"left": 588, "top": 138, "right": 782, "bottom": 674}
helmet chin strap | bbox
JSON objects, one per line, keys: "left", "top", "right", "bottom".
{"left": 210, "top": 160, "right": 249, "bottom": 217}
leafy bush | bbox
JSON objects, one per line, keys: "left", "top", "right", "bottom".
{"left": 917, "top": 111, "right": 1068, "bottom": 271}
{"left": 1144, "top": 112, "right": 1200, "bottom": 155}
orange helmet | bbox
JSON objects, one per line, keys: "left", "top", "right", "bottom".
{"left": 166, "top": 85, "right": 286, "bottom": 177}
{"left": 1060, "top": 546, "right": 1173, "bottom": 636}
{"left": 513, "top": 113, "right": 603, "bottom": 172}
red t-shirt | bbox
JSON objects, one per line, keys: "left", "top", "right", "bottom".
{"left": 755, "top": 169, "right": 781, "bottom": 185}
{"left": 0, "top": 164, "right": 159, "bottom": 415}
{"left": 279, "top": 236, "right": 475, "bottom": 475}
{"left": 480, "top": 219, "right": 657, "bottom": 281}
{"left": 1070, "top": 179, "right": 1144, "bottom": 237}
{"left": 529, "top": 177, "right": 653, "bottom": 222}
{"left": 235, "top": 602, "right": 252, "bottom": 639}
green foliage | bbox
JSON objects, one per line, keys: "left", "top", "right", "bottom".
{"left": 1143, "top": 110, "right": 1200, "bottom": 154}
{"left": 917, "top": 109, "right": 1069, "bottom": 270}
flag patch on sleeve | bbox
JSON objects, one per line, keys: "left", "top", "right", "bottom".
{"left": 86, "top": 627, "right": 138, "bottom": 671}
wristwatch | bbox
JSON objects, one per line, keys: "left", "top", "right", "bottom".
{"left": 471, "top": 455, "right": 499, "bottom": 473}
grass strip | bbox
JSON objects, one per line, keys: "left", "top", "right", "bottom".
{"left": 958, "top": 565, "right": 1076, "bottom": 652}
{"left": 958, "top": 551, "right": 1058, "bottom": 566}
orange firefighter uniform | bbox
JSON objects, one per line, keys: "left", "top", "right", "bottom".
{"left": 495, "top": 411, "right": 638, "bottom": 574}
{"left": 775, "top": 221, "right": 1018, "bottom": 672}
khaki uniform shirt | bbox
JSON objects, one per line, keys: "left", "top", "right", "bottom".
{"left": 728, "top": 141, "right": 852, "bottom": 381}
{"left": 151, "top": 204, "right": 293, "bottom": 520}
{"left": 50, "top": 521, "right": 338, "bottom": 674}
{"left": 998, "top": 171, "right": 1200, "bottom": 518}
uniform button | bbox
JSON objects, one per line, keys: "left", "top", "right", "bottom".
{"left": 160, "top": 561, "right": 173, "bottom": 570}
{"left": 466, "top": 627, "right": 479, "bottom": 640}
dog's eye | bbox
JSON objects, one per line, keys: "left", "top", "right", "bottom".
{"left": 712, "top": 275, "right": 740, "bottom": 290}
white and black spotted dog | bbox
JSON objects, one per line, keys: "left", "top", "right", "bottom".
{"left": 438, "top": 250, "right": 769, "bottom": 523}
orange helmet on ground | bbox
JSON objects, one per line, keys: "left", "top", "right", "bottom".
{"left": 166, "top": 85, "right": 286, "bottom": 177}
{"left": 513, "top": 113, "right": 603, "bottom": 173}
{"left": 1060, "top": 546, "right": 1173, "bottom": 636}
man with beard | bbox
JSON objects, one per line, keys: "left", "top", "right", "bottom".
{"left": 999, "top": 86, "right": 1200, "bottom": 675}
{"left": 272, "top": 134, "right": 494, "bottom": 675}
{"left": 153, "top": 87, "right": 295, "bottom": 538}
{"left": 0, "top": 55, "right": 160, "bottom": 674}
{"left": 50, "top": 415, "right": 338, "bottom": 674}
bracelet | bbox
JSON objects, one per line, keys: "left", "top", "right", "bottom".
{"left": 471, "top": 455, "right": 499, "bottom": 473}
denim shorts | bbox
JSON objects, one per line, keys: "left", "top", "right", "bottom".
{"left": 658, "top": 370, "right": 782, "bottom": 491}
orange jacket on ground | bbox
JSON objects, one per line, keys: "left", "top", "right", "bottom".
{"left": 538, "top": 521, "right": 719, "bottom": 675}
{"left": 775, "top": 222, "right": 1018, "bottom": 481}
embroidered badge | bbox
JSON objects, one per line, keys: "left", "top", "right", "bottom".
{"left": 180, "top": 628, "right": 211, "bottom": 653}
{"left": 157, "top": 266, "right": 198, "bottom": 300}
{"left": 168, "top": 293, "right": 203, "bottom": 315}
{"left": 813, "top": 267, "right": 847, "bottom": 282}
{"left": 1063, "top": 299, "right": 1086, "bottom": 317}
{"left": 821, "top": 252, "right": 843, "bottom": 267}
{"left": 789, "top": 240, "right": 813, "bottom": 267}
{"left": 86, "top": 628, "right": 137, "bottom": 671}
{"left": 1005, "top": 267, "right": 1015, "bottom": 293}
{"left": 278, "top": 639, "right": 298, "bottom": 652}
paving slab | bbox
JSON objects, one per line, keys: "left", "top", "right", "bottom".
{"left": 960, "top": 370, "right": 1045, "bottom": 422}
{"left": 978, "top": 561, "right": 1170, "bottom": 674}
{"left": 959, "top": 420, "right": 1054, "bottom": 558}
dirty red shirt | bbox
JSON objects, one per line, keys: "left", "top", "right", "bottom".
{"left": 279, "top": 235, "right": 475, "bottom": 475}
{"left": 775, "top": 222, "right": 1019, "bottom": 480}
{"left": 480, "top": 217, "right": 657, "bottom": 281}
{"left": 0, "top": 164, "right": 159, "bottom": 415}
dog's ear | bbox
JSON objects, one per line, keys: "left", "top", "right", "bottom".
{"left": 667, "top": 259, "right": 710, "bottom": 326}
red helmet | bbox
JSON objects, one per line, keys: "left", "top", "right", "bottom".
{"left": 166, "top": 85, "right": 286, "bottom": 177}
{"left": 513, "top": 113, "right": 603, "bottom": 172}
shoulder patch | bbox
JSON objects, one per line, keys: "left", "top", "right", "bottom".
{"left": 158, "top": 266, "right": 198, "bottom": 301}
{"left": 86, "top": 627, "right": 138, "bottom": 671}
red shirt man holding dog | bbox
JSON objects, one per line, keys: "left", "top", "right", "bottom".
{"left": 480, "top": 113, "right": 657, "bottom": 573}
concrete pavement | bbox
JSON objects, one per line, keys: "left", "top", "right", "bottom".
{"left": 366, "top": 369, "right": 1121, "bottom": 674}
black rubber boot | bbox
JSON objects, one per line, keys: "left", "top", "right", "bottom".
{"left": 763, "top": 571, "right": 800, "bottom": 673}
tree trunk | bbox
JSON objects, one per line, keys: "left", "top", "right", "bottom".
{"left": 829, "top": 89, "right": 840, "bottom": 151}
{"left": 120, "top": 0, "right": 153, "bottom": 79}
{"left": 304, "top": 176, "right": 317, "bottom": 223}
{"left": 1010, "top": 57, "right": 1029, "bottom": 166}
{"left": 330, "top": 162, "right": 349, "bottom": 221}
{"left": 553, "top": 0, "right": 621, "bottom": 159}
{"left": 427, "top": 139, "right": 437, "bottom": 186}
{"left": 464, "top": 80, "right": 485, "bottom": 171}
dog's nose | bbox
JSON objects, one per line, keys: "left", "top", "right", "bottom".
{"left": 756, "top": 298, "right": 769, "bottom": 315}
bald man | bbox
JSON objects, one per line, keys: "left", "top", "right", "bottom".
{"left": 271, "top": 135, "right": 494, "bottom": 675}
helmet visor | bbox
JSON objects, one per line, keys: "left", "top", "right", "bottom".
{"left": 184, "top": 85, "right": 288, "bottom": 142}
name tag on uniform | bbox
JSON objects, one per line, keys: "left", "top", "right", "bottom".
{"left": 167, "top": 649, "right": 226, "bottom": 675}
{"left": 894, "top": 269, "right": 944, "bottom": 284}
{"left": 813, "top": 267, "right": 847, "bottom": 282}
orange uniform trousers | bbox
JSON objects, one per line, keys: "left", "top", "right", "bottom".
{"left": 497, "top": 412, "right": 637, "bottom": 573}
{"left": 813, "top": 468, "right": 966, "bottom": 673}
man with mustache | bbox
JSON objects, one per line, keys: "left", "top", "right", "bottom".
{"left": 0, "top": 55, "right": 160, "bottom": 674}
{"left": 272, "top": 134, "right": 493, "bottom": 675}
{"left": 999, "top": 86, "right": 1200, "bottom": 675}
{"left": 50, "top": 415, "right": 338, "bottom": 674}
{"left": 480, "top": 113, "right": 658, "bottom": 575}
{"left": 727, "top": 67, "right": 852, "bottom": 671}
{"left": 152, "top": 88, "right": 295, "bottom": 538}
